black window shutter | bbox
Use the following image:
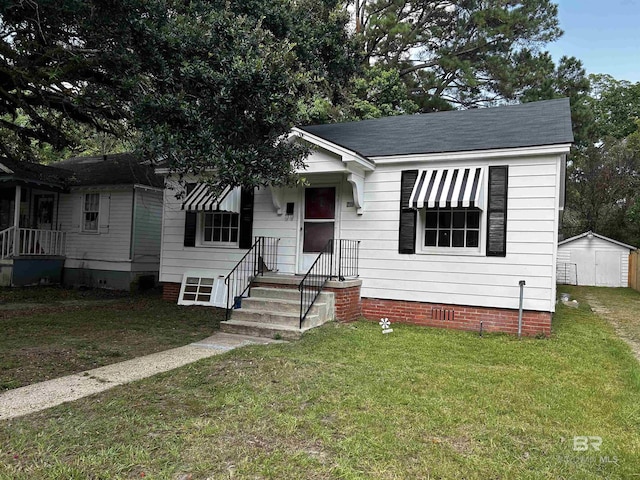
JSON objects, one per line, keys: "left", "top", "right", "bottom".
{"left": 183, "top": 212, "right": 197, "bottom": 247}
{"left": 486, "top": 166, "right": 509, "bottom": 257}
{"left": 239, "top": 187, "right": 254, "bottom": 249}
{"left": 399, "top": 170, "right": 418, "bottom": 254}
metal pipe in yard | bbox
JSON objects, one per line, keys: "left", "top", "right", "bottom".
{"left": 518, "top": 280, "right": 526, "bottom": 338}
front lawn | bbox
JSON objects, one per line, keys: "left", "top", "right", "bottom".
{"left": 0, "top": 288, "right": 221, "bottom": 391}
{"left": 1, "top": 287, "right": 639, "bottom": 479}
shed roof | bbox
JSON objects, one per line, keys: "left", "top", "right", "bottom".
{"left": 55, "top": 153, "right": 164, "bottom": 188}
{"left": 299, "top": 98, "right": 573, "bottom": 158}
{"left": 558, "top": 231, "right": 637, "bottom": 250}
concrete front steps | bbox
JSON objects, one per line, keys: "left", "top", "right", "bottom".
{"left": 220, "top": 282, "right": 335, "bottom": 340}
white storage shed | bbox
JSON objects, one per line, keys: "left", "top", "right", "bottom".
{"left": 557, "top": 231, "right": 636, "bottom": 287}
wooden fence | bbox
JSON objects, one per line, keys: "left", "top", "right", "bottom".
{"left": 631, "top": 250, "right": 640, "bottom": 292}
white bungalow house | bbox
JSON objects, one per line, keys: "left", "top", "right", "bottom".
{"left": 0, "top": 153, "right": 164, "bottom": 289}
{"left": 158, "top": 98, "right": 573, "bottom": 337}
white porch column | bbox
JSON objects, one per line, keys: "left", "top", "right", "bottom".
{"left": 13, "top": 185, "right": 21, "bottom": 255}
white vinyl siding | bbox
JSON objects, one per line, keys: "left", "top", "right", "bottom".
{"left": 339, "top": 154, "right": 563, "bottom": 313}
{"left": 58, "top": 189, "right": 134, "bottom": 271}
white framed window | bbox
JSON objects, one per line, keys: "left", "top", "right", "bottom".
{"left": 420, "top": 207, "right": 481, "bottom": 252}
{"left": 82, "top": 193, "right": 100, "bottom": 232}
{"left": 200, "top": 211, "right": 239, "bottom": 246}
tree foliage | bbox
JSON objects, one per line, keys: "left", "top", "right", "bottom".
{"left": 588, "top": 74, "right": 640, "bottom": 140}
{"left": 0, "top": 0, "right": 357, "bottom": 187}
{"left": 564, "top": 123, "right": 640, "bottom": 246}
{"left": 350, "top": 0, "right": 562, "bottom": 109}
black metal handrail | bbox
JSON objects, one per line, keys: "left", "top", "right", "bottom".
{"left": 299, "top": 239, "right": 334, "bottom": 328}
{"left": 298, "top": 239, "right": 361, "bottom": 327}
{"left": 225, "top": 236, "right": 279, "bottom": 320}
{"left": 335, "top": 239, "right": 360, "bottom": 281}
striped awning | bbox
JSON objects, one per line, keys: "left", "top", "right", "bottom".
{"left": 181, "top": 184, "right": 241, "bottom": 212}
{"left": 408, "top": 167, "right": 484, "bottom": 209}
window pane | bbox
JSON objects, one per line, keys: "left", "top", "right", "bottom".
{"left": 452, "top": 211, "right": 465, "bottom": 229}
{"left": 438, "top": 230, "right": 450, "bottom": 247}
{"left": 452, "top": 230, "right": 465, "bottom": 247}
{"left": 186, "top": 277, "right": 199, "bottom": 284}
{"left": 305, "top": 188, "right": 336, "bottom": 219}
{"left": 230, "top": 229, "right": 238, "bottom": 243}
{"left": 200, "top": 278, "right": 214, "bottom": 285}
{"left": 213, "top": 228, "right": 221, "bottom": 241}
{"left": 425, "top": 230, "right": 437, "bottom": 246}
{"left": 438, "top": 211, "right": 451, "bottom": 228}
{"left": 468, "top": 210, "right": 480, "bottom": 229}
{"left": 222, "top": 214, "right": 231, "bottom": 227}
{"left": 85, "top": 193, "right": 99, "bottom": 211}
{"left": 467, "top": 230, "right": 479, "bottom": 247}
{"left": 303, "top": 222, "right": 334, "bottom": 252}
{"left": 425, "top": 211, "right": 438, "bottom": 228}
{"left": 231, "top": 214, "right": 239, "bottom": 227}
{"left": 204, "top": 228, "right": 212, "bottom": 242}
{"left": 221, "top": 229, "right": 230, "bottom": 242}
{"left": 204, "top": 214, "right": 213, "bottom": 227}
{"left": 84, "top": 212, "right": 98, "bottom": 231}
{"left": 213, "top": 214, "right": 222, "bottom": 227}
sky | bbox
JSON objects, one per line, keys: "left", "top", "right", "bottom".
{"left": 546, "top": 0, "right": 640, "bottom": 82}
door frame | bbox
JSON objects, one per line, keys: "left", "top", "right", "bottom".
{"left": 295, "top": 181, "right": 342, "bottom": 274}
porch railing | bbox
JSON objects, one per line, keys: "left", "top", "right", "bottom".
{"left": 298, "top": 239, "right": 360, "bottom": 327}
{"left": 0, "top": 227, "right": 14, "bottom": 259}
{"left": 224, "top": 236, "right": 280, "bottom": 320}
{"left": 0, "top": 227, "right": 66, "bottom": 259}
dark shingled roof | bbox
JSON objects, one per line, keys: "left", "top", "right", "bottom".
{"left": 0, "top": 157, "right": 72, "bottom": 188}
{"left": 299, "top": 98, "right": 573, "bottom": 158}
{"left": 55, "top": 153, "right": 164, "bottom": 188}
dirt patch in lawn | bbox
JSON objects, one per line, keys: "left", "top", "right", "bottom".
{"left": 583, "top": 290, "right": 640, "bottom": 363}
{"left": 0, "top": 295, "right": 221, "bottom": 391}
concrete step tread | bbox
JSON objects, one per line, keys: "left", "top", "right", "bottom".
{"left": 231, "top": 308, "right": 305, "bottom": 319}
{"left": 221, "top": 319, "right": 311, "bottom": 333}
{"left": 243, "top": 297, "right": 327, "bottom": 307}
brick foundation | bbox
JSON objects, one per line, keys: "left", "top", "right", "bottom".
{"left": 162, "top": 280, "right": 550, "bottom": 336}
{"left": 162, "top": 282, "right": 180, "bottom": 302}
{"left": 361, "top": 297, "right": 551, "bottom": 337}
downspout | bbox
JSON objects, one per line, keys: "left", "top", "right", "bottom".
{"left": 129, "top": 187, "right": 137, "bottom": 262}
{"left": 13, "top": 185, "right": 21, "bottom": 256}
{"left": 518, "top": 280, "right": 526, "bottom": 338}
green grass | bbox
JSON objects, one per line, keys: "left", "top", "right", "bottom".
{"left": 1, "top": 287, "right": 639, "bottom": 479}
{"left": 0, "top": 290, "right": 221, "bottom": 390}
{"left": 563, "top": 285, "right": 640, "bottom": 350}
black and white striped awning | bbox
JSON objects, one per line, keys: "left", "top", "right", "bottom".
{"left": 181, "top": 184, "right": 240, "bottom": 212}
{"left": 408, "top": 167, "right": 484, "bottom": 209}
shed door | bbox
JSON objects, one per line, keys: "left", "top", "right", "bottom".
{"left": 595, "top": 250, "right": 621, "bottom": 287}
{"left": 571, "top": 250, "right": 595, "bottom": 286}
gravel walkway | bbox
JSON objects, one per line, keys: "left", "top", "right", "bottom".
{"left": 0, "top": 333, "right": 280, "bottom": 420}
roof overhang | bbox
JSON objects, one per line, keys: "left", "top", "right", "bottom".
{"left": 370, "top": 144, "right": 572, "bottom": 165}
{"left": 291, "top": 127, "right": 375, "bottom": 172}
{"left": 559, "top": 230, "right": 637, "bottom": 250}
